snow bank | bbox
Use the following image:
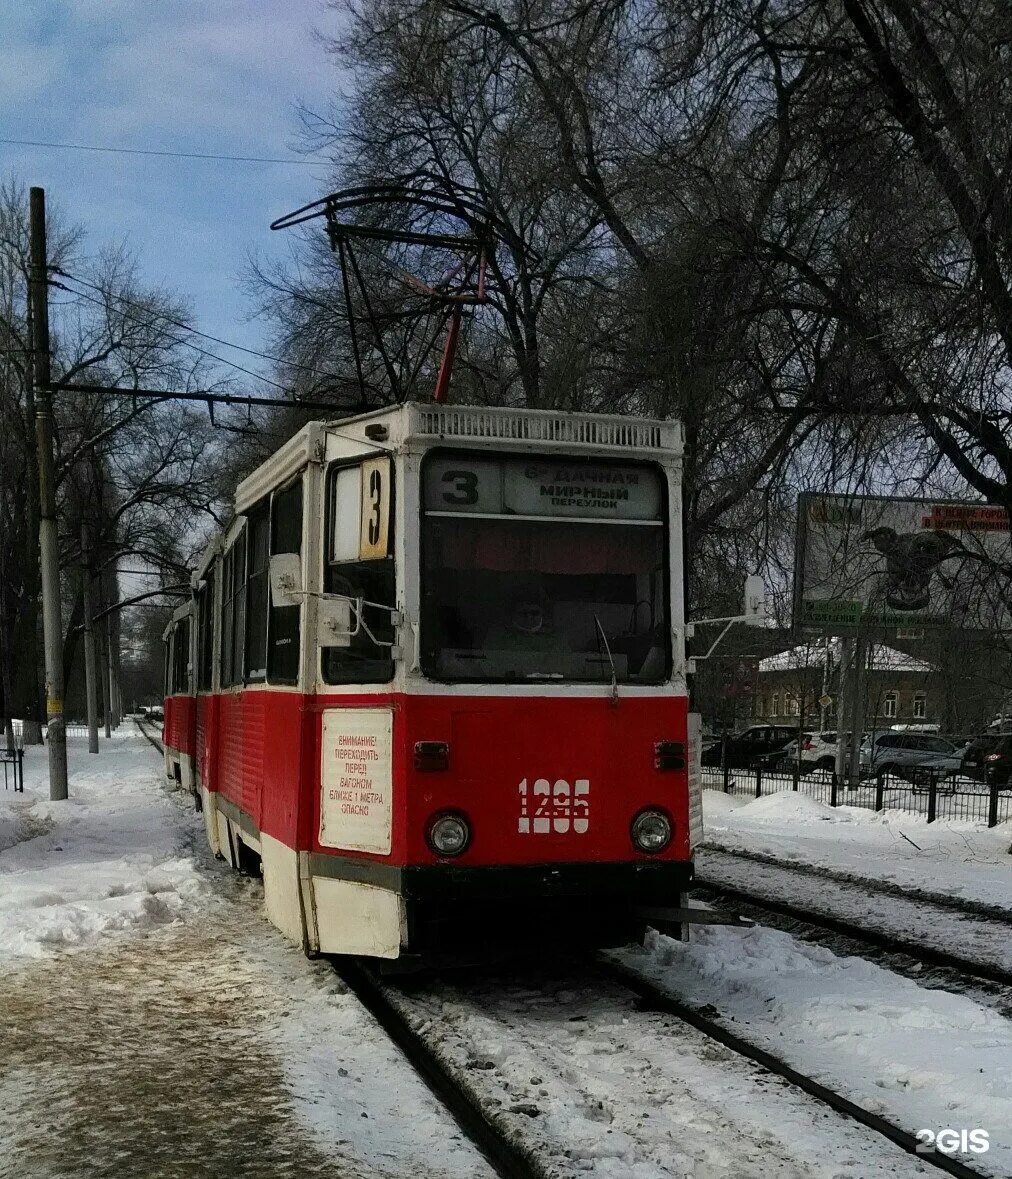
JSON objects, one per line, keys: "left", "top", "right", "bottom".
{"left": 0, "top": 801, "right": 23, "bottom": 854}
{"left": 726, "top": 790, "right": 848, "bottom": 824}
{"left": 0, "top": 734, "right": 209, "bottom": 962}
{"left": 622, "top": 925, "right": 1012, "bottom": 1177}
{"left": 703, "top": 788, "right": 1012, "bottom": 909}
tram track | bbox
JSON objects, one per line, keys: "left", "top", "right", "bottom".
{"left": 332, "top": 960, "right": 549, "bottom": 1179}
{"left": 334, "top": 955, "right": 989, "bottom": 1179}
{"left": 597, "top": 956, "right": 990, "bottom": 1179}
{"left": 701, "top": 846, "right": 1012, "bottom": 927}
{"left": 135, "top": 717, "right": 163, "bottom": 755}
{"left": 692, "top": 877, "right": 1012, "bottom": 994}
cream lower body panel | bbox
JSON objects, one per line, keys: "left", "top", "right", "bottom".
{"left": 200, "top": 787, "right": 402, "bottom": 958}
{"left": 198, "top": 786, "right": 226, "bottom": 860}
{"left": 261, "top": 833, "right": 304, "bottom": 945}
{"left": 311, "top": 877, "right": 404, "bottom": 959}
{"left": 179, "top": 752, "right": 195, "bottom": 793}
{"left": 165, "top": 750, "right": 195, "bottom": 793}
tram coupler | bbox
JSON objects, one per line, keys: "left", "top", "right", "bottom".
{"left": 634, "top": 905, "right": 755, "bottom": 935}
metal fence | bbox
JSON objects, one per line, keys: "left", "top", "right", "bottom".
{"left": 11, "top": 719, "right": 96, "bottom": 741}
{"left": 703, "top": 762, "right": 1012, "bottom": 827}
{"left": 1, "top": 747, "right": 24, "bottom": 792}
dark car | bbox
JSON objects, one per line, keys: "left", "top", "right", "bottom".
{"left": 701, "top": 724, "right": 799, "bottom": 769}
{"left": 984, "top": 736, "right": 1012, "bottom": 787}
{"left": 960, "top": 734, "right": 1002, "bottom": 781}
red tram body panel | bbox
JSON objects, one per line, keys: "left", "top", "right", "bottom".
{"left": 165, "top": 403, "right": 699, "bottom": 962}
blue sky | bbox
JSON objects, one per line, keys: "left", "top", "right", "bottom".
{"left": 1, "top": 0, "right": 344, "bottom": 383}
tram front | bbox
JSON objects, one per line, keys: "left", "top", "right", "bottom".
{"left": 401, "top": 413, "right": 692, "bottom": 958}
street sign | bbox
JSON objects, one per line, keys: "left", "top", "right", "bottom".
{"left": 818, "top": 694, "right": 833, "bottom": 709}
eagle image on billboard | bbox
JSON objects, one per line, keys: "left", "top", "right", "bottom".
{"left": 794, "top": 494, "right": 1012, "bottom": 630}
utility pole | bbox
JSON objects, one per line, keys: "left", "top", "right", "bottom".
{"left": 847, "top": 635, "right": 868, "bottom": 790}
{"left": 81, "top": 523, "right": 100, "bottom": 753}
{"left": 29, "top": 187, "right": 68, "bottom": 800}
{"left": 834, "top": 635, "right": 853, "bottom": 785}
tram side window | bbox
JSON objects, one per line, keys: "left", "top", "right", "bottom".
{"left": 196, "top": 577, "right": 214, "bottom": 691}
{"left": 220, "top": 547, "right": 234, "bottom": 686}
{"left": 244, "top": 503, "right": 270, "bottom": 683}
{"left": 220, "top": 527, "right": 247, "bottom": 687}
{"left": 171, "top": 618, "right": 190, "bottom": 694}
{"left": 322, "top": 461, "right": 395, "bottom": 685}
{"left": 268, "top": 479, "right": 303, "bottom": 684}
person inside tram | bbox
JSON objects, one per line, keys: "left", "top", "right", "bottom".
{"left": 484, "top": 591, "right": 569, "bottom": 655}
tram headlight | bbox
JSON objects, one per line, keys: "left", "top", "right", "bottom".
{"left": 427, "top": 812, "right": 471, "bottom": 857}
{"left": 631, "top": 809, "right": 672, "bottom": 854}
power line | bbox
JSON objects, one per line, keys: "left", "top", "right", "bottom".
{"left": 55, "top": 280, "right": 295, "bottom": 392}
{"left": 55, "top": 380, "right": 372, "bottom": 418}
{"left": 54, "top": 268, "right": 354, "bottom": 389}
{"left": 0, "top": 137, "right": 326, "bottom": 167}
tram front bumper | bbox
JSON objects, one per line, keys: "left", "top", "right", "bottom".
{"left": 409, "top": 860, "right": 694, "bottom": 958}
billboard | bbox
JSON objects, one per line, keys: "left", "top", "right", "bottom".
{"left": 793, "top": 493, "right": 1012, "bottom": 631}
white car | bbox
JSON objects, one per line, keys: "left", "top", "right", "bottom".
{"left": 778, "top": 730, "right": 850, "bottom": 774}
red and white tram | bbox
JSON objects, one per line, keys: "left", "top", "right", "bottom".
{"left": 164, "top": 402, "right": 699, "bottom": 963}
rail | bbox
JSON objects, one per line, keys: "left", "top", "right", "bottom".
{"left": 700, "top": 845, "right": 1012, "bottom": 925}
{"left": 691, "top": 878, "right": 1012, "bottom": 989}
{"left": 599, "top": 958, "right": 990, "bottom": 1179}
{"left": 333, "top": 961, "right": 548, "bottom": 1179}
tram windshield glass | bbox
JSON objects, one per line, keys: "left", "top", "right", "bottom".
{"left": 421, "top": 453, "right": 670, "bottom": 683}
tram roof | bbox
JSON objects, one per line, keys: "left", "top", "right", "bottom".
{"left": 234, "top": 402, "right": 683, "bottom": 514}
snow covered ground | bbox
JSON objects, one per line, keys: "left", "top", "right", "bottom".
{"left": 0, "top": 729, "right": 207, "bottom": 961}
{"left": 0, "top": 731, "right": 490, "bottom": 1178}
{"left": 701, "top": 787, "right": 1012, "bottom": 911}
{"left": 382, "top": 965, "right": 940, "bottom": 1178}
{"left": 618, "top": 924, "right": 1012, "bottom": 1178}
{"left": 1, "top": 735, "right": 1007, "bottom": 1176}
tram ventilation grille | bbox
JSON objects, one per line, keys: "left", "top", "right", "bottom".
{"left": 414, "top": 407, "right": 671, "bottom": 450}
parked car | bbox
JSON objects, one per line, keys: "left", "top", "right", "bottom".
{"left": 906, "top": 735, "right": 1006, "bottom": 787}
{"left": 984, "top": 735, "right": 1012, "bottom": 787}
{"left": 777, "top": 730, "right": 856, "bottom": 774}
{"left": 859, "top": 731, "right": 958, "bottom": 780}
{"left": 959, "top": 734, "right": 1003, "bottom": 781}
{"left": 700, "top": 724, "right": 799, "bottom": 769}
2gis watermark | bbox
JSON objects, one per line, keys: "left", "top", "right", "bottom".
{"left": 916, "top": 1128, "right": 989, "bottom": 1156}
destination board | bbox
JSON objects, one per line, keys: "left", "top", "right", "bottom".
{"left": 424, "top": 456, "right": 661, "bottom": 520}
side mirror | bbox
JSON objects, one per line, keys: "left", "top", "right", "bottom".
{"left": 270, "top": 553, "right": 303, "bottom": 607}
{"left": 744, "top": 574, "right": 766, "bottom": 628}
{"left": 318, "top": 597, "right": 354, "bottom": 648}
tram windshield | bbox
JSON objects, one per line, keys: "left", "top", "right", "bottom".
{"left": 421, "top": 453, "right": 670, "bottom": 683}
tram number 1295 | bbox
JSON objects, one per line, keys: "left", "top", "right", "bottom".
{"left": 518, "top": 778, "right": 589, "bottom": 835}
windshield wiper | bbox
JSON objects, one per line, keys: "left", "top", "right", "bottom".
{"left": 594, "top": 615, "right": 619, "bottom": 706}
